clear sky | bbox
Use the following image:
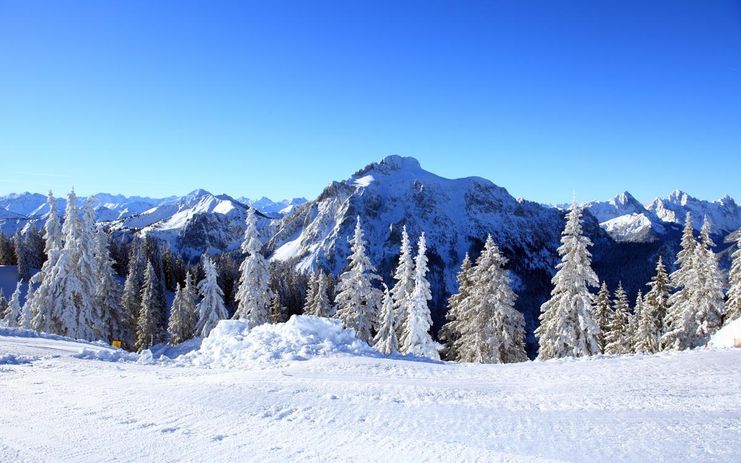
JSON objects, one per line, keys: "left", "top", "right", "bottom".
{"left": 0, "top": 0, "right": 739, "bottom": 204}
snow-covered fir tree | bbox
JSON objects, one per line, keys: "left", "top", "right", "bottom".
{"left": 304, "top": 270, "right": 333, "bottom": 317}
{"left": 399, "top": 232, "right": 440, "bottom": 359}
{"left": 535, "top": 202, "right": 600, "bottom": 360}
{"left": 67, "top": 198, "right": 102, "bottom": 340}
{"left": 196, "top": 256, "right": 228, "bottom": 337}
{"left": 233, "top": 207, "right": 272, "bottom": 327}
{"left": 0, "top": 291, "right": 7, "bottom": 322}
{"left": 120, "top": 240, "right": 146, "bottom": 348}
{"left": 167, "top": 278, "right": 197, "bottom": 344}
{"left": 2, "top": 282, "right": 22, "bottom": 327}
{"left": 726, "top": 233, "right": 741, "bottom": 324}
{"left": 644, "top": 256, "right": 670, "bottom": 340}
{"left": 605, "top": 283, "right": 632, "bottom": 355}
{"left": 633, "top": 291, "right": 659, "bottom": 353}
{"left": 303, "top": 272, "right": 318, "bottom": 313}
{"left": 439, "top": 253, "right": 473, "bottom": 361}
{"left": 334, "top": 217, "right": 382, "bottom": 344}
{"left": 93, "top": 227, "right": 125, "bottom": 342}
{"left": 29, "top": 191, "right": 63, "bottom": 333}
{"left": 14, "top": 231, "right": 33, "bottom": 282}
{"left": 19, "top": 284, "right": 33, "bottom": 329}
{"left": 391, "top": 225, "right": 415, "bottom": 338}
{"left": 662, "top": 213, "right": 701, "bottom": 350}
{"left": 593, "top": 282, "right": 611, "bottom": 354}
{"left": 457, "top": 235, "right": 526, "bottom": 363}
{"left": 693, "top": 217, "right": 725, "bottom": 342}
{"left": 373, "top": 284, "right": 398, "bottom": 355}
{"left": 136, "top": 262, "right": 167, "bottom": 351}
{"left": 269, "top": 294, "right": 287, "bottom": 324}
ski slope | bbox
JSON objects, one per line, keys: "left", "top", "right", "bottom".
{"left": 1, "top": 329, "right": 740, "bottom": 462}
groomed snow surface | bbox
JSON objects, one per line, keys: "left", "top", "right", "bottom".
{"left": 1, "top": 317, "right": 740, "bottom": 463}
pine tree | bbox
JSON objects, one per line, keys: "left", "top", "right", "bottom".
{"left": 19, "top": 283, "right": 34, "bottom": 329}
{"left": 168, "top": 281, "right": 197, "bottom": 344}
{"left": 457, "top": 236, "right": 526, "bottom": 363}
{"left": 604, "top": 283, "right": 631, "bottom": 355}
{"left": 399, "top": 232, "right": 440, "bottom": 359}
{"left": 120, "top": 240, "right": 146, "bottom": 348}
{"left": 335, "top": 217, "right": 382, "bottom": 344}
{"left": 196, "top": 256, "right": 228, "bottom": 337}
{"left": 662, "top": 213, "right": 702, "bottom": 350}
{"left": 593, "top": 282, "right": 611, "bottom": 354}
{"left": 726, "top": 234, "right": 741, "bottom": 324}
{"left": 535, "top": 202, "right": 600, "bottom": 359}
{"left": 14, "top": 231, "right": 33, "bottom": 282}
{"left": 136, "top": 262, "right": 167, "bottom": 350}
{"left": 73, "top": 198, "right": 101, "bottom": 340}
{"left": 373, "top": 284, "right": 398, "bottom": 355}
{"left": 29, "top": 191, "right": 63, "bottom": 333}
{"left": 439, "top": 254, "right": 473, "bottom": 361}
{"left": 644, "top": 256, "right": 670, "bottom": 339}
{"left": 0, "top": 290, "right": 7, "bottom": 321}
{"left": 2, "top": 282, "right": 22, "bottom": 327}
{"left": 391, "top": 225, "right": 415, "bottom": 338}
{"left": 634, "top": 291, "right": 660, "bottom": 353}
{"left": 304, "top": 271, "right": 333, "bottom": 317}
{"left": 233, "top": 207, "right": 272, "bottom": 327}
{"left": 693, "top": 217, "right": 725, "bottom": 342}
{"left": 269, "top": 294, "right": 287, "bottom": 324}
{"left": 93, "top": 227, "right": 124, "bottom": 342}
{"left": 303, "top": 272, "right": 318, "bottom": 313}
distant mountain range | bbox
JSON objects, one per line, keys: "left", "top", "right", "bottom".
{"left": 1, "top": 156, "right": 738, "bottom": 354}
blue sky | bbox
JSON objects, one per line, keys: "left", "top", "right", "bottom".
{"left": 0, "top": 0, "right": 739, "bottom": 204}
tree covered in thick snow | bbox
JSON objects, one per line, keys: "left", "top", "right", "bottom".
{"left": 14, "top": 231, "right": 34, "bottom": 282}
{"left": 605, "top": 283, "right": 631, "bottom": 355}
{"left": 29, "top": 191, "right": 63, "bottom": 333}
{"left": 399, "top": 232, "right": 440, "bottom": 359}
{"left": 593, "top": 282, "right": 611, "bottom": 354}
{"left": 535, "top": 202, "right": 600, "bottom": 360}
{"left": 167, "top": 273, "right": 198, "bottom": 344}
{"left": 456, "top": 236, "right": 526, "bottom": 363}
{"left": 644, "top": 256, "right": 670, "bottom": 340}
{"left": 391, "top": 225, "right": 415, "bottom": 338}
{"left": 633, "top": 291, "right": 659, "bottom": 353}
{"left": 439, "top": 253, "right": 473, "bottom": 361}
{"left": 233, "top": 207, "right": 272, "bottom": 327}
{"left": 93, "top": 227, "right": 125, "bottom": 342}
{"left": 304, "top": 271, "right": 333, "bottom": 317}
{"left": 335, "top": 217, "right": 382, "bottom": 344}
{"left": 726, "top": 234, "right": 741, "bottom": 324}
{"left": 19, "top": 284, "right": 33, "bottom": 329}
{"left": 0, "top": 291, "right": 7, "bottom": 322}
{"left": 75, "top": 199, "right": 102, "bottom": 337}
{"left": 1, "top": 282, "right": 22, "bottom": 327}
{"left": 373, "top": 284, "right": 398, "bottom": 355}
{"left": 136, "top": 262, "right": 167, "bottom": 350}
{"left": 662, "top": 213, "right": 702, "bottom": 350}
{"left": 120, "top": 240, "right": 146, "bottom": 348}
{"left": 693, "top": 217, "right": 725, "bottom": 342}
{"left": 196, "top": 256, "right": 228, "bottom": 338}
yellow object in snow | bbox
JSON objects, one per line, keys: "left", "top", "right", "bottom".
{"left": 111, "top": 340, "right": 122, "bottom": 349}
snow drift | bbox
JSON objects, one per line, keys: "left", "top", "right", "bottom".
{"left": 709, "top": 317, "right": 741, "bottom": 348}
{"left": 177, "top": 315, "right": 377, "bottom": 367}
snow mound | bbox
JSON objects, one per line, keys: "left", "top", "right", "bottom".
{"left": 177, "top": 315, "right": 377, "bottom": 367}
{"left": 75, "top": 348, "right": 140, "bottom": 363}
{"left": 709, "top": 317, "right": 741, "bottom": 348}
{"left": 0, "top": 353, "right": 38, "bottom": 365}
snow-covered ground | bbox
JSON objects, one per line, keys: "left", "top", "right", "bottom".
{"left": 1, "top": 324, "right": 740, "bottom": 463}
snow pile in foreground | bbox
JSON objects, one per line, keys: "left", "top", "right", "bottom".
{"left": 709, "top": 317, "right": 741, "bottom": 348}
{"left": 178, "top": 315, "right": 377, "bottom": 367}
